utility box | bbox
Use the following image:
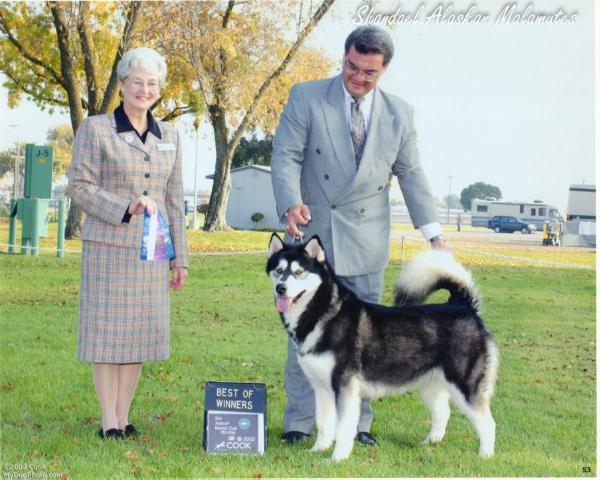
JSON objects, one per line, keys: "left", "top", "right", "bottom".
{"left": 24, "top": 144, "right": 53, "bottom": 199}
{"left": 17, "top": 198, "right": 50, "bottom": 238}
{"left": 8, "top": 144, "right": 54, "bottom": 255}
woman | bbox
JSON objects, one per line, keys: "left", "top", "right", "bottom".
{"left": 68, "top": 47, "right": 188, "bottom": 439}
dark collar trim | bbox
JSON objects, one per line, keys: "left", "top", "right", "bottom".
{"left": 114, "top": 103, "right": 162, "bottom": 139}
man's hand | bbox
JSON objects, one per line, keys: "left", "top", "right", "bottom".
{"left": 171, "top": 267, "right": 187, "bottom": 289}
{"left": 128, "top": 195, "right": 157, "bottom": 216}
{"left": 286, "top": 204, "right": 311, "bottom": 239}
{"left": 430, "top": 237, "right": 449, "bottom": 250}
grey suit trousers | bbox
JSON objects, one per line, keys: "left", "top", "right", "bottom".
{"left": 283, "top": 270, "right": 385, "bottom": 434}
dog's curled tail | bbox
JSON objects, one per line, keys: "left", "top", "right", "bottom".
{"left": 394, "top": 250, "right": 480, "bottom": 313}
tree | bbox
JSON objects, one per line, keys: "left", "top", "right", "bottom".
{"left": 232, "top": 134, "right": 273, "bottom": 169}
{"left": 460, "top": 182, "right": 502, "bottom": 211}
{"left": 0, "top": 2, "right": 191, "bottom": 237}
{"left": 250, "top": 212, "right": 264, "bottom": 229}
{"left": 46, "top": 123, "right": 73, "bottom": 177}
{"left": 146, "top": 0, "right": 336, "bottom": 231}
{"left": 0, "top": 149, "right": 13, "bottom": 177}
{"left": 0, "top": 142, "right": 26, "bottom": 177}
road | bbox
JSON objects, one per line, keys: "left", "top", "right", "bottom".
{"left": 392, "top": 227, "right": 551, "bottom": 247}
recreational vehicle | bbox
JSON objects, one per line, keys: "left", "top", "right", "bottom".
{"left": 471, "top": 199, "right": 561, "bottom": 230}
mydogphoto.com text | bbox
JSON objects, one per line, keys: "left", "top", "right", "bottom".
{"left": 354, "top": 2, "right": 578, "bottom": 26}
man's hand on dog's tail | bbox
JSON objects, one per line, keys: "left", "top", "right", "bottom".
{"left": 431, "top": 237, "right": 449, "bottom": 250}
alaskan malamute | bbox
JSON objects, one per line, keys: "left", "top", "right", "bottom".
{"left": 267, "top": 234, "right": 498, "bottom": 462}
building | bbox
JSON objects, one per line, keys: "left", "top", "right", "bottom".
{"left": 206, "top": 165, "right": 280, "bottom": 231}
{"left": 566, "top": 184, "right": 595, "bottom": 220}
{"left": 562, "top": 184, "right": 596, "bottom": 247}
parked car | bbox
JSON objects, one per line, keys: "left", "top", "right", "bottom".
{"left": 487, "top": 216, "right": 536, "bottom": 234}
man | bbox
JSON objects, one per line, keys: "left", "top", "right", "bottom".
{"left": 270, "top": 26, "right": 446, "bottom": 446}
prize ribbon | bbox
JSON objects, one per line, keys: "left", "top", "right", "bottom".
{"left": 140, "top": 209, "right": 176, "bottom": 262}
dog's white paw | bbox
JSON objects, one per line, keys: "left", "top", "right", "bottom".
{"left": 331, "top": 447, "right": 352, "bottom": 463}
{"left": 479, "top": 448, "right": 494, "bottom": 459}
{"left": 310, "top": 437, "right": 333, "bottom": 452}
{"left": 423, "top": 432, "right": 445, "bottom": 444}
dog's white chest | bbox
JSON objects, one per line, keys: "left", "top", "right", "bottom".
{"left": 298, "top": 352, "right": 335, "bottom": 387}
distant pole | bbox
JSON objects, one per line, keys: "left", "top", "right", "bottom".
{"left": 400, "top": 236, "right": 405, "bottom": 264}
{"left": 57, "top": 199, "right": 66, "bottom": 258}
{"left": 30, "top": 198, "right": 40, "bottom": 257}
{"left": 447, "top": 175, "right": 452, "bottom": 225}
{"left": 8, "top": 199, "right": 17, "bottom": 255}
{"left": 13, "top": 142, "right": 20, "bottom": 198}
{"left": 192, "top": 117, "right": 201, "bottom": 230}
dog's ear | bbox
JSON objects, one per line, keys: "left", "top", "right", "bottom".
{"left": 268, "top": 233, "right": 284, "bottom": 257}
{"left": 304, "top": 236, "right": 326, "bottom": 263}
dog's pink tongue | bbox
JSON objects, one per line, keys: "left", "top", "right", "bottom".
{"left": 276, "top": 297, "right": 294, "bottom": 313}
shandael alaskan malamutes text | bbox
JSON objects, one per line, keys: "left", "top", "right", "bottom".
{"left": 267, "top": 234, "right": 498, "bottom": 462}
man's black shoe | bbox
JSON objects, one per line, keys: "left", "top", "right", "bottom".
{"left": 280, "top": 431, "right": 310, "bottom": 444}
{"left": 356, "top": 431, "right": 377, "bottom": 446}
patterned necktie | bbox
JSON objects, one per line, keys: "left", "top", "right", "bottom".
{"left": 350, "top": 96, "right": 366, "bottom": 169}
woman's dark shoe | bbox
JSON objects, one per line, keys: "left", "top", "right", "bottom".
{"left": 124, "top": 424, "right": 139, "bottom": 437}
{"left": 98, "top": 428, "right": 124, "bottom": 439}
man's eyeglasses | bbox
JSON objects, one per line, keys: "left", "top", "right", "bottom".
{"left": 343, "top": 59, "right": 382, "bottom": 82}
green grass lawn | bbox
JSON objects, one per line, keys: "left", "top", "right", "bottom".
{"left": 0, "top": 252, "right": 596, "bottom": 478}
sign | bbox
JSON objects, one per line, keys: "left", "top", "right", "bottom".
{"left": 24, "top": 144, "right": 53, "bottom": 199}
{"left": 203, "top": 382, "right": 267, "bottom": 454}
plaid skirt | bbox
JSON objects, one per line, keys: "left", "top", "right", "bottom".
{"left": 77, "top": 241, "right": 170, "bottom": 363}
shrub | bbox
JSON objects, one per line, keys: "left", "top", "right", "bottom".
{"left": 251, "top": 212, "right": 264, "bottom": 223}
{"left": 197, "top": 203, "right": 209, "bottom": 214}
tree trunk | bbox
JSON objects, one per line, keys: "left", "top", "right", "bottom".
{"left": 77, "top": 2, "right": 100, "bottom": 115}
{"left": 65, "top": 202, "right": 84, "bottom": 239}
{"left": 49, "top": 2, "right": 85, "bottom": 240}
{"left": 204, "top": 106, "right": 233, "bottom": 231}
{"left": 49, "top": 2, "right": 84, "bottom": 134}
{"left": 99, "top": 1, "right": 142, "bottom": 114}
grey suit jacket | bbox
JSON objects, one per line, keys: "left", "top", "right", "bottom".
{"left": 271, "top": 75, "right": 437, "bottom": 276}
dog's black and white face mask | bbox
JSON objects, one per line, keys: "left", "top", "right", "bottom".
{"left": 267, "top": 234, "right": 325, "bottom": 314}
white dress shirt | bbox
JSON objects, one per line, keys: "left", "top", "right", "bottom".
{"left": 342, "top": 82, "right": 374, "bottom": 134}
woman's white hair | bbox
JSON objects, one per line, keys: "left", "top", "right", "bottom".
{"left": 117, "top": 47, "right": 167, "bottom": 87}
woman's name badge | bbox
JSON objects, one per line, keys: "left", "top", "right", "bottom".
{"left": 156, "top": 143, "right": 176, "bottom": 151}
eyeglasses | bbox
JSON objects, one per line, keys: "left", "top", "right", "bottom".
{"left": 343, "top": 59, "right": 382, "bottom": 82}
{"left": 126, "top": 77, "right": 160, "bottom": 92}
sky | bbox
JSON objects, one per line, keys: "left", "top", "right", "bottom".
{"left": 0, "top": 0, "right": 595, "bottom": 215}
